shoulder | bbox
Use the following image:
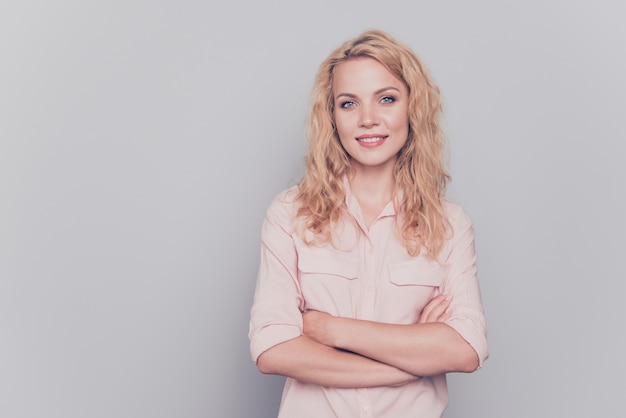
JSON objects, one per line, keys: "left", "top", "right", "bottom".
{"left": 442, "top": 199, "right": 474, "bottom": 233}
{"left": 264, "top": 185, "right": 301, "bottom": 228}
{"left": 439, "top": 200, "right": 477, "bottom": 263}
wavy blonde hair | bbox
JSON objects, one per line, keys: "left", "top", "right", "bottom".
{"left": 296, "top": 29, "right": 450, "bottom": 258}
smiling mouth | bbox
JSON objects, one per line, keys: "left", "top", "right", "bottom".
{"left": 357, "top": 136, "right": 387, "bottom": 143}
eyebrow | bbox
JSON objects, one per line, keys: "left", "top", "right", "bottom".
{"left": 335, "top": 86, "right": 402, "bottom": 100}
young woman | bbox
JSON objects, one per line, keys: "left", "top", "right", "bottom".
{"left": 249, "top": 29, "right": 488, "bottom": 418}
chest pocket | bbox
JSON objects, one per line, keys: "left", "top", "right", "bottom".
{"left": 297, "top": 246, "right": 358, "bottom": 314}
{"left": 386, "top": 257, "right": 448, "bottom": 322}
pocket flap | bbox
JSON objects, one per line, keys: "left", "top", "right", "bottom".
{"left": 297, "top": 246, "right": 358, "bottom": 279}
{"left": 388, "top": 258, "right": 447, "bottom": 286}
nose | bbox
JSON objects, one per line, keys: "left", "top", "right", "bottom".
{"left": 358, "top": 104, "right": 380, "bottom": 128}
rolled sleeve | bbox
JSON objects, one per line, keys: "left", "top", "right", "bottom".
{"left": 442, "top": 204, "right": 489, "bottom": 369}
{"left": 249, "top": 191, "right": 304, "bottom": 362}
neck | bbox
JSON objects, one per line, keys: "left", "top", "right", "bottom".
{"left": 348, "top": 164, "right": 395, "bottom": 204}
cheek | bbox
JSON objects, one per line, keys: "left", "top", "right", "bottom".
{"left": 392, "top": 110, "right": 410, "bottom": 138}
{"left": 394, "top": 108, "right": 410, "bottom": 129}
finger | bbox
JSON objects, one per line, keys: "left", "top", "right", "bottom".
{"left": 423, "top": 301, "right": 450, "bottom": 323}
{"left": 417, "top": 294, "right": 446, "bottom": 323}
{"left": 425, "top": 293, "right": 447, "bottom": 312}
{"left": 418, "top": 294, "right": 451, "bottom": 324}
{"left": 439, "top": 307, "right": 452, "bottom": 322}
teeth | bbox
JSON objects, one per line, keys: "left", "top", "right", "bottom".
{"left": 359, "top": 137, "right": 384, "bottom": 143}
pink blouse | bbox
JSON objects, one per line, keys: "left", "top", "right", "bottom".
{"left": 249, "top": 184, "right": 488, "bottom": 418}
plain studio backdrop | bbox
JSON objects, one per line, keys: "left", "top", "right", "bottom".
{"left": 1, "top": 1, "right": 624, "bottom": 417}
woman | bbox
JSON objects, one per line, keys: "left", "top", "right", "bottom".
{"left": 249, "top": 29, "right": 488, "bottom": 417}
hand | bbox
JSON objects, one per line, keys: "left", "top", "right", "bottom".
{"left": 302, "top": 310, "right": 335, "bottom": 347}
{"left": 417, "top": 293, "right": 451, "bottom": 324}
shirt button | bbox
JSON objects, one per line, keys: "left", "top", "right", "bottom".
{"left": 368, "top": 246, "right": 374, "bottom": 254}
{"left": 363, "top": 405, "right": 369, "bottom": 412}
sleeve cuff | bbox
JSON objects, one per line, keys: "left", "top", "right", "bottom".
{"left": 250, "top": 324, "right": 302, "bottom": 363}
{"left": 445, "top": 317, "right": 489, "bottom": 369}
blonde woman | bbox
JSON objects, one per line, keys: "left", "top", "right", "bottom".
{"left": 249, "top": 29, "right": 488, "bottom": 418}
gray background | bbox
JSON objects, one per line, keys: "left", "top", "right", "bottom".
{"left": 1, "top": 1, "right": 624, "bottom": 417}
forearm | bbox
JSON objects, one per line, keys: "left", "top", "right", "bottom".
{"left": 328, "top": 319, "right": 479, "bottom": 376}
{"left": 256, "top": 335, "right": 418, "bottom": 388}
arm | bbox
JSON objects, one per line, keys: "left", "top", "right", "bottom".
{"left": 257, "top": 335, "right": 417, "bottom": 388}
{"left": 303, "top": 310, "right": 478, "bottom": 377}
{"left": 258, "top": 293, "right": 455, "bottom": 387}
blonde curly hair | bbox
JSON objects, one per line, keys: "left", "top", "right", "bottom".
{"left": 296, "top": 29, "right": 450, "bottom": 258}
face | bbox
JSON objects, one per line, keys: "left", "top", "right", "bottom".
{"left": 332, "top": 57, "right": 410, "bottom": 174}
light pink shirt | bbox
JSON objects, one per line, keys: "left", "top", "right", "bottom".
{"left": 249, "top": 184, "right": 488, "bottom": 418}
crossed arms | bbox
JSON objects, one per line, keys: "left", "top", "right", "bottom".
{"left": 257, "top": 293, "right": 479, "bottom": 388}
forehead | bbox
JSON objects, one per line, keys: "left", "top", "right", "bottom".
{"left": 332, "top": 57, "right": 406, "bottom": 95}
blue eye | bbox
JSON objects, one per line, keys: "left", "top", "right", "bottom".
{"left": 340, "top": 100, "right": 356, "bottom": 108}
{"left": 381, "top": 96, "right": 396, "bottom": 104}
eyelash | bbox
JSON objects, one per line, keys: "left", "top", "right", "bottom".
{"left": 339, "top": 96, "right": 396, "bottom": 108}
